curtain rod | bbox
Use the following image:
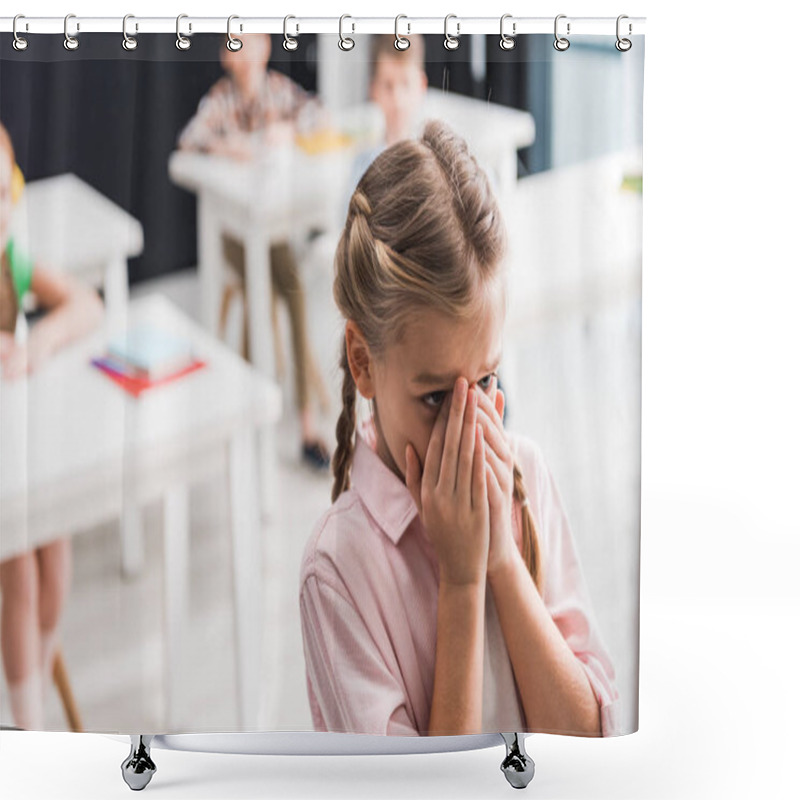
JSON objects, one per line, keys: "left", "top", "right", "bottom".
{"left": 1, "top": 15, "right": 646, "bottom": 37}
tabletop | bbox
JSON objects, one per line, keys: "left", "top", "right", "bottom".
{"left": 0, "top": 292, "right": 281, "bottom": 560}
{"left": 9, "top": 173, "right": 144, "bottom": 277}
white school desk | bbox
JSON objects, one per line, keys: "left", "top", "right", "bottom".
{"left": 9, "top": 173, "right": 144, "bottom": 329}
{"left": 168, "top": 141, "right": 353, "bottom": 381}
{"left": 0, "top": 293, "right": 281, "bottom": 731}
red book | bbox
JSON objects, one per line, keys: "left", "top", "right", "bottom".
{"left": 92, "top": 356, "right": 206, "bottom": 397}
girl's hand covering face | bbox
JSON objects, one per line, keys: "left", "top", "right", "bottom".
{"left": 404, "top": 377, "right": 490, "bottom": 586}
{"left": 474, "top": 377, "right": 519, "bottom": 577}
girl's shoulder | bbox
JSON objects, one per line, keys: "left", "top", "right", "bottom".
{"left": 299, "top": 488, "right": 377, "bottom": 596}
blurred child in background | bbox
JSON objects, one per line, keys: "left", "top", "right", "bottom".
{"left": 349, "top": 34, "right": 429, "bottom": 194}
{"left": 178, "top": 33, "right": 332, "bottom": 471}
{"left": 0, "top": 121, "right": 104, "bottom": 729}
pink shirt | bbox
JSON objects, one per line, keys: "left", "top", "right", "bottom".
{"left": 299, "top": 416, "right": 621, "bottom": 736}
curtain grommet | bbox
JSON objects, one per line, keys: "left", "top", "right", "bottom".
{"left": 615, "top": 15, "right": 632, "bottom": 51}
{"left": 226, "top": 15, "right": 243, "bottom": 52}
{"left": 444, "top": 14, "right": 460, "bottom": 51}
{"left": 283, "top": 15, "right": 299, "bottom": 51}
{"left": 394, "top": 15, "right": 410, "bottom": 51}
{"left": 500, "top": 14, "right": 516, "bottom": 51}
{"left": 176, "top": 14, "right": 191, "bottom": 50}
{"left": 554, "top": 14, "right": 570, "bottom": 51}
{"left": 63, "top": 13, "right": 80, "bottom": 51}
{"left": 338, "top": 14, "right": 355, "bottom": 51}
{"left": 12, "top": 15, "right": 29, "bottom": 52}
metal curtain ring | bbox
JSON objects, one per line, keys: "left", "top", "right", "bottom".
{"left": 616, "top": 14, "right": 632, "bottom": 51}
{"left": 338, "top": 14, "right": 355, "bottom": 51}
{"left": 444, "top": 14, "right": 460, "bottom": 51}
{"left": 499, "top": 14, "right": 516, "bottom": 51}
{"left": 63, "top": 13, "right": 79, "bottom": 51}
{"left": 283, "top": 15, "right": 299, "bottom": 51}
{"left": 176, "top": 13, "right": 191, "bottom": 50}
{"left": 227, "top": 15, "right": 243, "bottom": 52}
{"left": 122, "top": 14, "right": 138, "bottom": 51}
{"left": 394, "top": 15, "right": 410, "bottom": 51}
{"left": 12, "top": 15, "right": 28, "bottom": 51}
{"left": 554, "top": 14, "right": 570, "bottom": 51}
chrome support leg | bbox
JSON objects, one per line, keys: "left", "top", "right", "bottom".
{"left": 121, "top": 735, "right": 156, "bottom": 791}
{"left": 500, "top": 732, "right": 535, "bottom": 789}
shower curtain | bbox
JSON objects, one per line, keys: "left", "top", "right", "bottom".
{"left": 0, "top": 24, "right": 644, "bottom": 739}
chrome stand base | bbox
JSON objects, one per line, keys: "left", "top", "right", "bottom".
{"left": 500, "top": 732, "right": 535, "bottom": 789}
{"left": 121, "top": 735, "right": 157, "bottom": 791}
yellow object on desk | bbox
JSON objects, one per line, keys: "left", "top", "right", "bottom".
{"left": 11, "top": 163, "right": 25, "bottom": 204}
{"left": 295, "top": 128, "right": 353, "bottom": 155}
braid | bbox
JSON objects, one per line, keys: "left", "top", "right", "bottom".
{"left": 331, "top": 337, "right": 358, "bottom": 503}
{"left": 512, "top": 459, "right": 545, "bottom": 595}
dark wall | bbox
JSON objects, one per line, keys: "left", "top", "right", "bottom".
{"left": 0, "top": 33, "right": 318, "bottom": 285}
{"left": 1, "top": 32, "right": 540, "bottom": 285}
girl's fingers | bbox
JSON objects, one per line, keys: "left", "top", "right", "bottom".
{"left": 476, "top": 381, "right": 506, "bottom": 436}
{"left": 456, "top": 387, "right": 478, "bottom": 504}
{"left": 423, "top": 392, "right": 451, "bottom": 490}
{"left": 481, "top": 430, "right": 507, "bottom": 482}
{"left": 476, "top": 406, "right": 513, "bottom": 468}
{"left": 472, "top": 424, "right": 488, "bottom": 511}
{"left": 405, "top": 443, "right": 423, "bottom": 513}
{"left": 496, "top": 388, "right": 505, "bottom": 422}
{"left": 485, "top": 457, "right": 503, "bottom": 508}
{"left": 438, "top": 377, "right": 468, "bottom": 493}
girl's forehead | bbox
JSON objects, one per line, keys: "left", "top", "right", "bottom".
{"left": 393, "top": 300, "right": 504, "bottom": 380}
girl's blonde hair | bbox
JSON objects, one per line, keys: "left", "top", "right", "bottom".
{"left": 332, "top": 119, "right": 544, "bottom": 593}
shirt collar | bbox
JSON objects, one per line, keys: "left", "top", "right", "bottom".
{"left": 350, "top": 416, "right": 420, "bottom": 545}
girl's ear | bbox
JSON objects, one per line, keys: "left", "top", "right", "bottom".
{"left": 345, "top": 320, "right": 376, "bottom": 399}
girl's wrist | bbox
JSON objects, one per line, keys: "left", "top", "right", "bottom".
{"left": 487, "top": 543, "right": 523, "bottom": 584}
{"left": 439, "top": 569, "right": 487, "bottom": 593}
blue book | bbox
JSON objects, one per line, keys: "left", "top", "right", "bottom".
{"left": 108, "top": 326, "right": 194, "bottom": 381}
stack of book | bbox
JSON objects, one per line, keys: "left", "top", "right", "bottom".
{"left": 92, "top": 325, "right": 205, "bottom": 397}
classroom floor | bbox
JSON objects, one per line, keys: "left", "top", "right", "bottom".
{"left": 1, "top": 176, "right": 641, "bottom": 737}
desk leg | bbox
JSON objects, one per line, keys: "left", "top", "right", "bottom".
{"left": 104, "top": 257, "right": 129, "bottom": 337}
{"left": 228, "top": 427, "right": 263, "bottom": 730}
{"left": 257, "top": 424, "right": 278, "bottom": 523}
{"left": 242, "top": 235, "right": 280, "bottom": 521}
{"left": 498, "top": 152, "right": 518, "bottom": 198}
{"left": 162, "top": 482, "right": 189, "bottom": 731}
{"left": 198, "top": 193, "right": 225, "bottom": 336}
{"left": 120, "top": 503, "right": 144, "bottom": 579}
{"left": 243, "top": 231, "right": 275, "bottom": 379}
{"left": 120, "top": 405, "right": 144, "bottom": 579}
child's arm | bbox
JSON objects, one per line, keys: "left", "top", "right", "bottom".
{"left": 177, "top": 82, "right": 253, "bottom": 160}
{"left": 474, "top": 386, "right": 613, "bottom": 735}
{"left": 490, "top": 540, "right": 603, "bottom": 735}
{"left": 427, "top": 579, "right": 486, "bottom": 736}
{"left": 405, "top": 381, "right": 490, "bottom": 735}
{"left": 1, "top": 266, "right": 103, "bottom": 377}
{"left": 489, "top": 431, "right": 619, "bottom": 736}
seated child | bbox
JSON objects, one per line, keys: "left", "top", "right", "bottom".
{"left": 178, "top": 32, "right": 332, "bottom": 471}
{"left": 348, "top": 34, "right": 429, "bottom": 199}
{"left": 0, "top": 121, "right": 105, "bottom": 730}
